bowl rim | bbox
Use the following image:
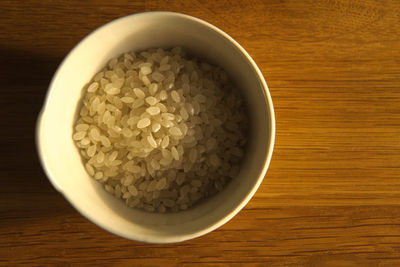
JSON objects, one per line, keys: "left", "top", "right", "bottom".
{"left": 35, "top": 11, "right": 275, "bottom": 243}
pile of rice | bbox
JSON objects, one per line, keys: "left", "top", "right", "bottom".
{"left": 73, "top": 47, "right": 248, "bottom": 212}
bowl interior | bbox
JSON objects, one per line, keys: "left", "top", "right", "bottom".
{"left": 37, "top": 12, "right": 274, "bottom": 243}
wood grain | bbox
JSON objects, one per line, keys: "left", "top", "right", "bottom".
{"left": 1, "top": 0, "right": 400, "bottom": 266}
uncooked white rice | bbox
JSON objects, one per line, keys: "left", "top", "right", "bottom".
{"left": 73, "top": 47, "right": 248, "bottom": 212}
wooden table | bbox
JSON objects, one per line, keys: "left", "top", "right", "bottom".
{"left": 1, "top": 0, "right": 400, "bottom": 266}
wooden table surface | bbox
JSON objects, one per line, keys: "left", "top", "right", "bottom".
{"left": 1, "top": 0, "right": 400, "bottom": 266}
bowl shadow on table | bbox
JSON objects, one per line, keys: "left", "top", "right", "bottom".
{"left": 0, "top": 46, "right": 76, "bottom": 228}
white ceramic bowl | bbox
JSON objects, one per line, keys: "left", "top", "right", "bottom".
{"left": 36, "top": 12, "right": 275, "bottom": 243}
